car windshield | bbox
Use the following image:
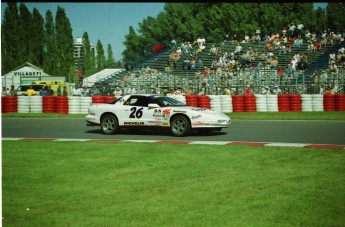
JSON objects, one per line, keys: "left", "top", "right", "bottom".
{"left": 150, "top": 96, "right": 186, "bottom": 107}
{"left": 107, "top": 97, "right": 122, "bottom": 104}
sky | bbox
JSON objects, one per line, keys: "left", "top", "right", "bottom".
{"left": 1, "top": 2, "right": 328, "bottom": 61}
{"left": 1, "top": 2, "right": 166, "bottom": 61}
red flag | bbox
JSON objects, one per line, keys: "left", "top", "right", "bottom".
{"left": 77, "top": 70, "right": 83, "bottom": 78}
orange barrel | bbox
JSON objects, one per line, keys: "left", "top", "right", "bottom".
{"left": 43, "top": 96, "right": 56, "bottom": 113}
{"left": 1, "top": 96, "right": 18, "bottom": 113}
{"left": 55, "top": 96, "right": 69, "bottom": 114}
{"left": 103, "top": 96, "right": 116, "bottom": 103}
{"left": 197, "top": 95, "right": 210, "bottom": 108}
{"left": 186, "top": 95, "right": 199, "bottom": 107}
{"left": 232, "top": 95, "right": 244, "bottom": 112}
{"left": 335, "top": 94, "right": 345, "bottom": 111}
{"left": 278, "top": 94, "right": 290, "bottom": 112}
{"left": 289, "top": 94, "right": 301, "bottom": 112}
{"left": 244, "top": 95, "right": 256, "bottom": 112}
{"left": 323, "top": 94, "right": 335, "bottom": 111}
{"left": 92, "top": 96, "right": 105, "bottom": 103}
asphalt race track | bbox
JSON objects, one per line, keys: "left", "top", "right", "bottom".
{"left": 2, "top": 118, "right": 345, "bottom": 145}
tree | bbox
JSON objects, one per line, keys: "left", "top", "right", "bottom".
{"left": 106, "top": 44, "right": 115, "bottom": 67}
{"left": 81, "top": 32, "right": 96, "bottom": 76}
{"left": 96, "top": 39, "right": 106, "bottom": 71}
{"left": 18, "top": 3, "right": 32, "bottom": 64}
{"left": 326, "top": 3, "right": 345, "bottom": 32}
{"left": 31, "top": 8, "right": 45, "bottom": 66}
{"left": 43, "top": 10, "right": 56, "bottom": 75}
{"left": 55, "top": 6, "right": 74, "bottom": 81}
{"left": 1, "top": 3, "right": 20, "bottom": 74}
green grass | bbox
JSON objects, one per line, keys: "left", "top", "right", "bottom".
{"left": 2, "top": 141, "right": 345, "bottom": 226}
{"left": 2, "top": 111, "right": 345, "bottom": 120}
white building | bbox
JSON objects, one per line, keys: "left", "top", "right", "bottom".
{"left": 74, "top": 37, "right": 97, "bottom": 69}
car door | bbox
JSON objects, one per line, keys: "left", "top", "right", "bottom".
{"left": 119, "top": 95, "right": 150, "bottom": 126}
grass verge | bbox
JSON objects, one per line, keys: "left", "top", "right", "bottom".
{"left": 2, "top": 111, "right": 345, "bottom": 120}
{"left": 2, "top": 141, "right": 345, "bottom": 226}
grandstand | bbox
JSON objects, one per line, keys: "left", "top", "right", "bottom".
{"left": 93, "top": 40, "right": 344, "bottom": 96}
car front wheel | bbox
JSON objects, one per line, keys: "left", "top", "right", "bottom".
{"left": 170, "top": 115, "right": 191, "bottom": 137}
{"left": 101, "top": 114, "right": 119, "bottom": 135}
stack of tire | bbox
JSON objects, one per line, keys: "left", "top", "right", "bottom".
{"left": 198, "top": 95, "right": 211, "bottom": 109}
{"left": 232, "top": 95, "right": 244, "bottom": 112}
{"left": 68, "top": 96, "right": 81, "bottom": 114}
{"left": 278, "top": 94, "right": 290, "bottom": 112}
{"left": 17, "top": 96, "right": 30, "bottom": 113}
{"left": 92, "top": 96, "right": 105, "bottom": 104}
{"left": 55, "top": 96, "right": 69, "bottom": 114}
{"left": 311, "top": 94, "right": 324, "bottom": 112}
{"left": 335, "top": 94, "right": 345, "bottom": 111}
{"left": 1, "top": 96, "right": 18, "bottom": 113}
{"left": 30, "top": 96, "right": 43, "bottom": 113}
{"left": 244, "top": 95, "right": 256, "bottom": 112}
{"left": 209, "top": 95, "right": 222, "bottom": 112}
{"left": 289, "top": 94, "right": 301, "bottom": 112}
{"left": 301, "top": 94, "right": 313, "bottom": 112}
{"left": 104, "top": 96, "right": 116, "bottom": 103}
{"left": 186, "top": 95, "right": 199, "bottom": 107}
{"left": 43, "top": 96, "right": 55, "bottom": 113}
{"left": 266, "top": 95, "right": 278, "bottom": 112}
{"left": 220, "top": 95, "right": 233, "bottom": 113}
{"left": 80, "top": 97, "right": 92, "bottom": 114}
{"left": 323, "top": 94, "right": 335, "bottom": 111}
{"left": 254, "top": 94, "right": 267, "bottom": 112}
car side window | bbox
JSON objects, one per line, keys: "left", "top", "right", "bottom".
{"left": 124, "top": 97, "right": 139, "bottom": 106}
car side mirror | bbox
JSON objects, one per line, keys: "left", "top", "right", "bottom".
{"left": 148, "top": 103, "right": 160, "bottom": 108}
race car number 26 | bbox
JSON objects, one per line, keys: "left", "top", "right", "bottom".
{"left": 129, "top": 107, "right": 143, "bottom": 119}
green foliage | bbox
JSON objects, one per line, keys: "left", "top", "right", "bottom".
{"left": 122, "top": 3, "right": 342, "bottom": 63}
{"left": 96, "top": 39, "right": 106, "bottom": 71}
{"left": 106, "top": 44, "right": 115, "bottom": 67}
{"left": 43, "top": 10, "right": 56, "bottom": 75}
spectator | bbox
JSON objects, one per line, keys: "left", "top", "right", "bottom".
{"left": 82, "top": 86, "right": 90, "bottom": 96}
{"left": 46, "top": 85, "right": 53, "bottom": 96}
{"left": 223, "top": 34, "right": 230, "bottom": 44}
{"left": 262, "top": 86, "right": 271, "bottom": 95}
{"left": 234, "top": 43, "right": 242, "bottom": 54}
{"left": 296, "top": 23, "right": 304, "bottom": 37}
{"left": 2, "top": 86, "right": 7, "bottom": 96}
{"left": 288, "top": 22, "right": 296, "bottom": 38}
{"left": 245, "top": 85, "right": 251, "bottom": 95}
{"left": 9, "top": 85, "right": 17, "bottom": 96}
{"left": 272, "top": 85, "right": 282, "bottom": 94}
{"left": 71, "top": 85, "right": 82, "bottom": 96}
{"left": 39, "top": 85, "right": 47, "bottom": 96}
{"left": 26, "top": 86, "right": 37, "bottom": 96}
{"left": 170, "top": 39, "right": 177, "bottom": 50}
{"left": 184, "top": 87, "right": 193, "bottom": 96}
{"left": 62, "top": 86, "right": 68, "bottom": 96}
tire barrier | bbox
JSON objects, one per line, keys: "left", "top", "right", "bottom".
{"left": 244, "top": 95, "right": 256, "bottom": 112}
{"left": 30, "top": 96, "right": 43, "bottom": 113}
{"left": 335, "top": 94, "right": 345, "bottom": 111}
{"left": 196, "top": 95, "right": 211, "bottom": 109}
{"left": 17, "top": 96, "right": 30, "bottom": 113}
{"left": 55, "top": 96, "right": 69, "bottom": 114}
{"left": 80, "top": 97, "right": 92, "bottom": 114}
{"left": 254, "top": 94, "right": 267, "bottom": 112}
{"left": 278, "top": 94, "right": 290, "bottom": 112}
{"left": 232, "top": 95, "right": 245, "bottom": 112}
{"left": 4, "top": 94, "right": 345, "bottom": 114}
{"left": 266, "top": 95, "right": 279, "bottom": 112}
{"left": 323, "top": 94, "right": 335, "bottom": 112}
{"left": 68, "top": 96, "right": 81, "bottom": 114}
{"left": 209, "top": 95, "right": 222, "bottom": 113}
{"left": 311, "top": 94, "right": 324, "bottom": 112}
{"left": 104, "top": 96, "right": 116, "bottom": 103}
{"left": 220, "top": 95, "right": 233, "bottom": 113}
{"left": 289, "top": 94, "right": 301, "bottom": 112}
{"left": 1, "top": 96, "right": 18, "bottom": 113}
{"left": 92, "top": 96, "right": 105, "bottom": 104}
{"left": 43, "top": 96, "right": 55, "bottom": 113}
{"left": 186, "top": 95, "right": 199, "bottom": 107}
{"left": 301, "top": 94, "right": 313, "bottom": 112}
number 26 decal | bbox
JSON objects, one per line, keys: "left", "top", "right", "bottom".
{"left": 129, "top": 107, "right": 143, "bottom": 118}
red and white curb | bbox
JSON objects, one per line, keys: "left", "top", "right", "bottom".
{"left": 2, "top": 137, "right": 345, "bottom": 149}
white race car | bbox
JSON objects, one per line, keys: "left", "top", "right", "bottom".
{"left": 85, "top": 94, "right": 231, "bottom": 137}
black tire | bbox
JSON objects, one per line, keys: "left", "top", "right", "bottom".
{"left": 170, "top": 115, "right": 191, "bottom": 137}
{"left": 101, "top": 114, "right": 119, "bottom": 135}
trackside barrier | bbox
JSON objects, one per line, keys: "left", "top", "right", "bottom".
{"left": 2, "top": 94, "right": 345, "bottom": 114}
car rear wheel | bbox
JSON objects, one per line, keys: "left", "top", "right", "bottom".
{"left": 101, "top": 114, "right": 119, "bottom": 135}
{"left": 170, "top": 115, "right": 191, "bottom": 137}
